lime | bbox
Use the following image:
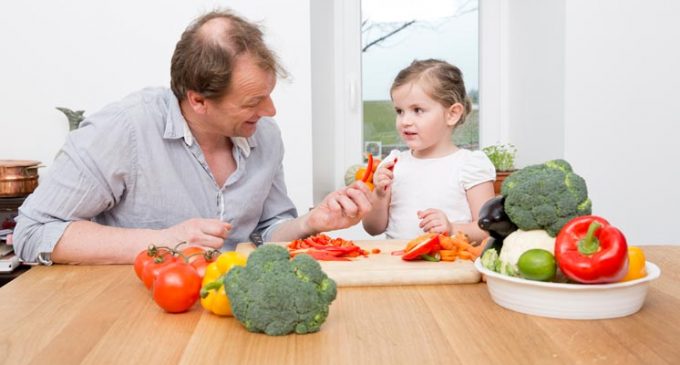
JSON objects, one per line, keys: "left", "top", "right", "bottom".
{"left": 517, "top": 249, "right": 556, "bottom": 282}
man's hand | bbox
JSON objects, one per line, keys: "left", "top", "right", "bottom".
{"left": 305, "top": 182, "right": 373, "bottom": 233}
{"left": 162, "top": 218, "right": 231, "bottom": 249}
{"left": 418, "top": 209, "right": 452, "bottom": 235}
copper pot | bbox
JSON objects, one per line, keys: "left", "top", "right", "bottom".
{"left": 0, "top": 160, "right": 42, "bottom": 198}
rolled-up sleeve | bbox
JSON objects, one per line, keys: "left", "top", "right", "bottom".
{"left": 13, "top": 109, "right": 135, "bottom": 262}
{"left": 255, "top": 139, "right": 297, "bottom": 243}
{"left": 257, "top": 165, "right": 298, "bottom": 243}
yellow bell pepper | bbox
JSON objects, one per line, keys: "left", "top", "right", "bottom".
{"left": 621, "top": 246, "right": 647, "bottom": 282}
{"left": 200, "top": 251, "right": 247, "bottom": 316}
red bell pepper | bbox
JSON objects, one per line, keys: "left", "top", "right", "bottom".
{"left": 361, "top": 154, "right": 374, "bottom": 183}
{"left": 402, "top": 235, "right": 440, "bottom": 261}
{"left": 555, "top": 215, "right": 629, "bottom": 284}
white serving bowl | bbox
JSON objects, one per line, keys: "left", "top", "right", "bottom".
{"left": 474, "top": 259, "right": 661, "bottom": 320}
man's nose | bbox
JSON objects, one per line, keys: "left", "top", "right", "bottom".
{"left": 259, "top": 96, "right": 276, "bottom": 117}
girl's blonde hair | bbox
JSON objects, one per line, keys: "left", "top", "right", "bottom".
{"left": 390, "top": 59, "right": 472, "bottom": 126}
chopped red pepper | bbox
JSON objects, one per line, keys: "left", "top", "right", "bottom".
{"left": 555, "top": 215, "right": 629, "bottom": 284}
{"left": 387, "top": 158, "right": 398, "bottom": 171}
{"left": 287, "top": 234, "right": 364, "bottom": 261}
{"left": 305, "top": 250, "right": 351, "bottom": 261}
{"left": 384, "top": 157, "right": 398, "bottom": 191}
{"left": 402, "top": 235, "right": 440, "bottom": 261}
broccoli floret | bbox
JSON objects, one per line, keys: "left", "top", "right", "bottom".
{"left": 500, "top": 159, "right": 591, "bottom": 237}
{"left": 224, "top": 245, "right": 337, "bottom": 336}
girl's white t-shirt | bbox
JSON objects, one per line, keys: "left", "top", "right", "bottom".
{"left": 382, "top": 148, "right": 495, "bottom": 239}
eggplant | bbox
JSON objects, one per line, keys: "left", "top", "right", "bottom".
{"left": 478, "top": 195, "right": 517, "bottom": 241}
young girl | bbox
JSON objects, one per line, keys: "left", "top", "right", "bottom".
{"left": 362, "top": 59, "right": 495, "bottom": 243}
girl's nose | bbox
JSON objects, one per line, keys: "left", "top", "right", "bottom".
{"left": 398, "top": 115, "right": 412, "bottom": 126}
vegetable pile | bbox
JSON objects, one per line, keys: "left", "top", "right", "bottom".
{"left": 400, "top": 232, "right": 483, "bottom": 262}
{"left": 478, "top": 159, "right": 646, "bottom": 284}
{"left": 133, "top": 243, "right": 221, "bottom": 313}
{"left": 481, "top": 215, "right": 644, "bottom": 284}
{"left": 224, "top": 245, "right": 337, "bottom": 336}
{"left": 287, "top": 234, "right": 369, "bottom": 261}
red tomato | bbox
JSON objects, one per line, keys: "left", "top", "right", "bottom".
{"left": 181, "top": 246, "right": 205, "bottom": 262}
{"left": 134, "top": 250, "right": 155, "bottom": 281}
{"left": 181, "top": 247, "right": 219, "bottom": 279}
{"left": 141, "top": 253, "right": 177, "bottom": 289}
{"left": 152, "top": 262, "right": 202, "bottom": 313}
{"left": 134, "top": 247, "right": 171, "bottom": 281}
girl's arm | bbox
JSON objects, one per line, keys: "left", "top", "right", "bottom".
{"left": 362, "top": 190, "right": 390, "bottom": 235}
{"left": 361, "top": 158, "right": 397, "bottom": 235}
{"left": 451, "top": 181, "right": 495, "bottom": 243}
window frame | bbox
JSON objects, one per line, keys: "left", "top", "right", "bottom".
{"left": 312, "top": 0, "right": 508, "bottom": 201}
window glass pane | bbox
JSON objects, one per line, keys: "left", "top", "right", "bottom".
{"left": 361, "top": 0, "right": 479, "bottom": 160}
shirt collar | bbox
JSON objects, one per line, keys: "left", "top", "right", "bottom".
{"left": 164, "top": 90, "right": 255, "bottom": 157}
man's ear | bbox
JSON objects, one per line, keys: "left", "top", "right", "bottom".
{"left": 446, "top": 103, "right": 464, "bottom": 127}
{"left": 186, "top": 90, "right": 208, "bottom": 114}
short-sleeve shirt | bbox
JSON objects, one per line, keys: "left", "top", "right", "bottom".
{"left": 384, "top": 149, "right": 495, "bottom": 239}
{"left": 13, "top": 87, "right": 297, "bottom": 262}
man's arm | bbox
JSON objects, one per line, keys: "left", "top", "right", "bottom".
{"left": 271, "top": 182, "right": 373, "bottom": 242}
{"left": 50, "top": 219, "right": 230, "bottom": 264}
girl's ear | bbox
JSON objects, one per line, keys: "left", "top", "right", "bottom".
{"left": 186, "top": 90, "right": 208, "bottom": 114}
{"left": 446, "top": 103, "right": 464, "bottom": 127}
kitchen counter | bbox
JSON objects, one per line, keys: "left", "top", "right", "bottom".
{"left": 1, "top": 245, "right": 679, "bottom": 364}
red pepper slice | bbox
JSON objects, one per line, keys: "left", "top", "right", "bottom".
{"left": 384, "top": 157, "right": 398, "bottom": 192}
{"left": 361, "top": 154, "right": 374, "bottom": 183}
{"left": 306, "top": 250, "right": 351, "bottom": 261}
{"left": 555, "top": 215, "right": 629, "bottom": 284}
{"left": 402, "top": 235, "right": 440, "bottom": 261}
{"left": 387, "top": 157, "right": 398, "bottom": 171}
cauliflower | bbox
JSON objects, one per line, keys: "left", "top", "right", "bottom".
{"left": 496, "top": 229, "right": 555, "bottom": 276}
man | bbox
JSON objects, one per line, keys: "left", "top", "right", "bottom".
{"left": 13, "top": 10, "right": 372, "bottom": 264}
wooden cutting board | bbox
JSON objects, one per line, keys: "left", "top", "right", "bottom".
{"left": 235, "top": 240, "right": 481, "bottom": 287}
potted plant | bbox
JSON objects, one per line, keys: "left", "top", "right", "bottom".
{"left": 56, "top": 107, "right": 85, "bottom": 131}
{"left": 482, "top": 143, "right": 517, "bottom": 195}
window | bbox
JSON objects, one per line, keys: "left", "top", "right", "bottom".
{"left": 361, "top": 0, "right": 479, "bottom": 160}
{"left": 311, "top": 0, "right": 501, "bottom": 205}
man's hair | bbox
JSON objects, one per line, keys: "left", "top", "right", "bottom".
{"left": 170, "top": 9, "right": 286, "bottom": 101}
{"left": 390, "top": 59, "right": 472, "bottom": 126}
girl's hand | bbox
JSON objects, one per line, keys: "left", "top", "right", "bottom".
{"left": 417, "top": 209, "right": 452, "bottom": 235}
{"left": 374, "top": 159, "right": 398, "bottom": 198}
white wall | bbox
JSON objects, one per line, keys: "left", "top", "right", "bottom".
{"left": 0, "top": 0, "right": 313, "bottom": 213}
{"left": 500, "top": 0, "right": 680, "bottom": 245}
{"left": 563, "top": 0, "right": 680, "bottom": 245}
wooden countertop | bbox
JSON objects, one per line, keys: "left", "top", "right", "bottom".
{"left": 1, "top": 245, "right": 679, "bottom": 364}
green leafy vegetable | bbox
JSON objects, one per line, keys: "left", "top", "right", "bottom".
{"left": 501, "top": 159, "right": 591, "bottom": 236}
{"left": 224, "top": 245, "right": 337, "bottom": 336}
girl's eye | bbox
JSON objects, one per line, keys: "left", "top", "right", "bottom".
{"left": 414, "top": 107, "right": 423, "bottom": 114}
{"left": 395, "top": 108, "right": 403, "bottom": 115}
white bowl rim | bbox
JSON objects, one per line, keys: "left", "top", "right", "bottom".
{"left": 474, "top": 258, "right": 661, "bottom": 290}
